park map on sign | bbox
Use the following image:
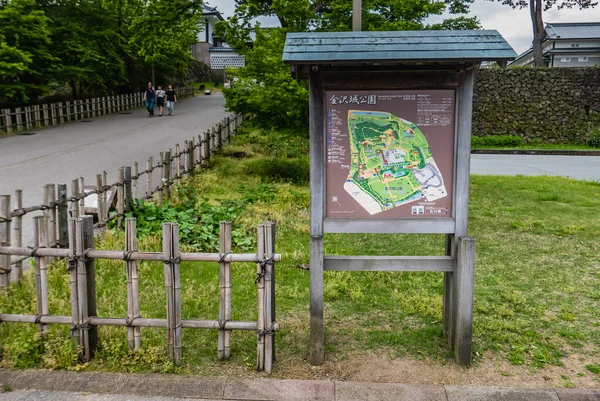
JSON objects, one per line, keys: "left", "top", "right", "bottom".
{"left": 344, "top": 110, "right": 447, "bottom": 215}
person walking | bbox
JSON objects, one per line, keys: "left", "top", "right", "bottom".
{"left": 156, "top": 85, "right": 166, "bottom": 116}
{"left": 166, "top": 85, "right": 177, "bottom": 116}
{"left": 143, "top": 81, "right": 155, "bottom": 117}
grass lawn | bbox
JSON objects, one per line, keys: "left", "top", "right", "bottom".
{"left": 1, "top": 127, "right": 600, "bottom": 386}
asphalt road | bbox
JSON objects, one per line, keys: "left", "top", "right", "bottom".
{"left": 0, "top": 93, "right": 230, "bottom": 247}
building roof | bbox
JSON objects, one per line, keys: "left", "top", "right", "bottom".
{"left": 546, "top": 22, "right": 600, "bottom": 40}
{"left": 282, "top": 30, "right": 516, "bottom": 64}
{"left": 202, "top": 3, "right": 224, "bottom": 21}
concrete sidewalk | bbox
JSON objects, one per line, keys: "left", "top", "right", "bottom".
{"left": 1, "top": 369, "right": 599, "bottom": 401}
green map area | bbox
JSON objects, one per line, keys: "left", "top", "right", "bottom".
{"left": 344, "top": 110, "right": 447, "bottom": 215}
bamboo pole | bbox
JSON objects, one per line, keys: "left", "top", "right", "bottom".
{"left": 96, "top": 174, "right": 104, "bottom": 231}
{"left": 79, "top": 177, "right": 85, "bottom": 217}
{"left": 0, "top": 195, "right": 11, "bottom": 291}
{"left": 13, "top": 189, "right": 23, "bottom": 282}
{"left": 163, "top": 223, "right": 174, "bottom": 359}
{"left": 57, "top": 184, "right": 68, "bottom": 247}
{"left": 256, "top": 223, "right": 266, "bottom": 371}
{"left": 117, "top": 167, "right": 124, "bottom": 228}
{"left": 67, "top": 218, "right": 80, "bottom": 349}
{"left": 124, "top": 166, "right": 132, "bottom": 212}
{"left": 48, "top": 184, "right": 57, "bottom": 251}
{"left": 172, "top": 223, "right": 182, "bottom": 365}
{"left": 218, "top": 221, "right": 232, "bottom": 360}
{"left": 43, "top": 184, "right": 51, "bottom": 246}
{"left": 133, "top": 162, "right": 139, "bottom": 200}
{"left": 163, "top": 151, "right": 171, "bottom": 199}
{"left": 130, "top": 219, "right": 141, "bottom": 348}
{"left": 126, "top": 218, "right": 140, "bottom": 349}
{"left": 36, "top": 216, "right": 50, "bottom": 333}
{"left": 70, "top": 179, "right": 79, "bottom": 218}
{"left": 102, "top": 171, "right": 108, "bottom": 229}
{"left": 175, "top": 144, "right": 181, "bottom": 179}
{"left": 187, "top": 140, "right": 194, "bottom": 173}
{"left": 264, "top": 222, "right": 274, "bottom": 373}
{"left": 75, "top": 217, "right": 90, "bottom": 361}
{"left": 33, "top": 217, "right": 44, "bottom": 332}
{"left": 146, "top": 157, "right": 153, "bottom": 199}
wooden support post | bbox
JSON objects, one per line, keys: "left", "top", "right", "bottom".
{"left": 57, "top": 184, "right": 68, "bottom": 247}
{"left": 182, "top": 141, "right": 188, "bottom": 176}
{"left": 196, "top": 136, "right": 202, "bottom": 169}
{"left": 75, "top": 217, "right": 96, "bottom": 361}
{"left": 210, "top": 127, "right": 216, "bottom": 154}
{"left": 0, "top": 195, "right": 11, "bottom": 291}
{"left": 256, "top": 223, "right": 266, "bottom": 371}
{"left": 42, "top": 104, "right": 49, "bottom": 127}
{"left": 102, "top": 171, "right": 108, "bottom": 229}
{"left": 126, "top": 218, "right": 142, "bottom": 349}
{"left": 172, "top": 223, "right": 182, "bottom": 364}
{"left": 124, "top": 166, "right": 132, "bottom": 212}
{"left": 226, "top": 116, "right": 231, "bottom": 144}
{"left": 33, "top": 217, "right": 44, "bottom": 332}
{"left": 163, "top": 223, "right": 175, "bottom": 360}
{"left": 454, "top": 236, "right": 475, "bottom": 365}
{"left": 43, "top": 184, "right": 51, "bottom": 244}
{"left": 4, "top": 109, "right": 12, "bottom": 134}
{"left": 25, "top": 106, "right": 32, "bottom": 129}
{"left": 147, "top": 157, "right": 153, "bottom": 199}
{"left": 309, "top": 70, "right": 325, "bottom": 366}
{"left": 35, "top": 216, "right": 50, "bottom": 333}
{"left": 133, "top": 162, "right": 139, "bottom": 200}
{"left": 218, "top": 221, "right": 232, "bottom": 360}
{"left": 15, "top": 107, "right": 22, "bottom": 131}
{"left": 443, "top": 234, "right": 454, "bottom": 343}
{"left": 12, "top": 189, "right": 23, "bottom": 282}
{"left": 67, "top": 218, "right": 80, "bottom": 348}
{"left": 78, "top": 177, "right": 85, "bottom": 217}
{"left": 34, "top": 105, "right": 40, "bottom": 127}
{"left": 58, "top": 103, "right": 64, "bottom": 124}
{"left": 117, "top": 167, "right": 125, "bottom": 228}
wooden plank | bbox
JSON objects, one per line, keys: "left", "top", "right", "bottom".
{"left": 309, "top": 70, "right": 325, "bottom": 366}
{"left": 323, "top": 256, "right": 454, "bottom": 272}
{"left": 323, "top": 218, "right": 455, "bottom": 234}
{"left": 454, "top": 236, "right": 475, "bottom": 365}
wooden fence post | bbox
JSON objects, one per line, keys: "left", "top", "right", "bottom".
{"left": 75, "top": 217, "right": 89, "bottom": 361}
{"left": 13, "top": 189, "right": 23, "bottom": 282}
{"left": 79, "top": 177, "right": 85, "bottom": 217}
{"left": 58, "top": 103, "right": 64, "bottom": 124}
{"left": 218, "top": 221, "right": 232, "bottom": 360}
{"left": 57, "top": 184, "right": 68, "bottom": 247}
{"left": 42, "top": 104, "right": 49, "bottom": 127}
{"left": 163, "top": 151, "right": 171, "bottom": 199}
{"left": 157, "top": 153, "right": 164, "bottom": 203}
{"left": 48, "top": 184, "right": 57, "bottom": 248}
{"left": 265, "top": 221, "right": 276, "bottom": 366}
{"left": 186, "top": 140, "right": 194, "bottom": 173}
{"left": 67, "top": 218, "right": 80, "bottom": 348}
{"left": 264, "top": 222, "right": 275, "bottom": 374}
{"left": 96, "top": 174, "right": 104, "bottom": 232}
{"left": 4, "top": 109, "right": 12, "bottom": 134}
{"left": 126, "top": 218, "right": 141, "bottom": 349}
{"left": 102, "top": 171, "right": 108, "bottom": 228}
{"left": 83, "top": 215, "right": 98, "bottom": 355}
{"left": 175, "top": 144, "right": 181, "bottom": 179}
{"left": 70, "top": 179, "right": 79, "bottom": 218}
{"left": 0, "top": 195, "right": 10, "bottom": 291}
{"left": 163, "top": 222, "right": 181, "bottom": 364}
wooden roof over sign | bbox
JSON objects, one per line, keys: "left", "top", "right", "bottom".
{"left": 283, "top": 30, "right": 517, "bottom": 64}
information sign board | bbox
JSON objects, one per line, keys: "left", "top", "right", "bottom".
{"left": 325, "top": 90, "right": 455, "bottom": 219}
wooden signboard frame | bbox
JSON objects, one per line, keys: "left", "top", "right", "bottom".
{"left": 308, "top": 64, "right": 477, "bottom": 366}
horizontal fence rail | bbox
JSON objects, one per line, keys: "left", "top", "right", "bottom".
{"left": 0, "top": 87, "right": 194, "bottom": 135}
{"left": 0, "top": 218, "right": 278, "bottom": 373}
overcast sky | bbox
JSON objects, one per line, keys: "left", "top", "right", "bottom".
{"left": 204, "top": 0, "right": 600, "bottom": 55}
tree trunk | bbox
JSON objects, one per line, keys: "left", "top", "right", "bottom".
{"left": 69, "top": 80, "right": 78, "bottom": 100}
{"left": 530, "top": 0, "right": 547, "bottom": 67}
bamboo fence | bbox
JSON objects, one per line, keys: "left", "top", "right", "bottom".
{"left": 0, "top": 114, "right": 245, "bottom": 290}
{"left": 0, "top": 87, "right": 194, "bottom": 135}
{"left": 0, "top": 217, "right": 279, "bottom": 372}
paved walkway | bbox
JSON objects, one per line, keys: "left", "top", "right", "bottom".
{"left": 0, "top": 93, "right": 229, "bottom": 246}
{"left": 0, "top": 369, "right": 599, "bottom": 400}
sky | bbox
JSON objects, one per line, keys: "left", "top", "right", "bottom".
{"left": 204, "top": 0, "right": 600, "bottom": 55}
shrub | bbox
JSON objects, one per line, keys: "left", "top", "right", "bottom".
{"left": 471, "top": 135, "right": 524, "bottom": 148}
{"left": 587, "top": 128, "right": 600, "bottom": 148}
{"left": 244, "top": 157, "right": 309, "bottom": 183}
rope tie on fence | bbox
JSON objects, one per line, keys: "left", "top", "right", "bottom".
{"left": 0, "top": 266, "right": 11, "bottom": 274}
{"left": 125, "top": 316, "right": 137, "bottom": 327}
{"left": 254, "top": 256, "right": 274, "bottom": 284}
{"left": 257, "top": 323, "right": 276, "bottom": 339}
{"left": 69, "top": 320, "right": 93, "bottom": 338}
{"left": 27, "top": 246, "right": 40, "bottom": 257}
{"left": 162, "top": 256, "right": 181, "bottom": 265}
{"left": 218, "top": 252, "right": 232, "bottom": 263}
{"left": 74, "top": 248, "right": 93, "bottom": 263}
{"left": 218, "top": 319, "right": 229, "bottom": 331}
{"left": 123, "top": 249, "right": 137, "bottom": 262}
{"left": 0, "top": 216, "right": 12, "bottom": 223}
{"left": 34, "top": 314, "right": 45, "bottom": 324}
{"left": 12, "top": 207, "right": 27, "bottom": 217}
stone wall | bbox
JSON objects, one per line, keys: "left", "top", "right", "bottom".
{"left": 473, "top": 67, "right": 600, "bottom": 143}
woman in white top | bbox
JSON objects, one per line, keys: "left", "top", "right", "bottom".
{"left": 156, "top": 85, "right": 166, "bottom": 116}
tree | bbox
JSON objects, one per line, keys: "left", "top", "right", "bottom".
{"left": 0, "top": 0, "right": 54, "bottom": 106}
{"left": 492, "top": 0, "right": 597, "bottom": 67}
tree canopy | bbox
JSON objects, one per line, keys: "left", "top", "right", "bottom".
{"left": 0, "top": 0, "right": 203, "bottom": 107}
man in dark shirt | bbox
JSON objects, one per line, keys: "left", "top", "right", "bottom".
{"left": 143, "top": 81, "right": 155, "bottom": 117}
